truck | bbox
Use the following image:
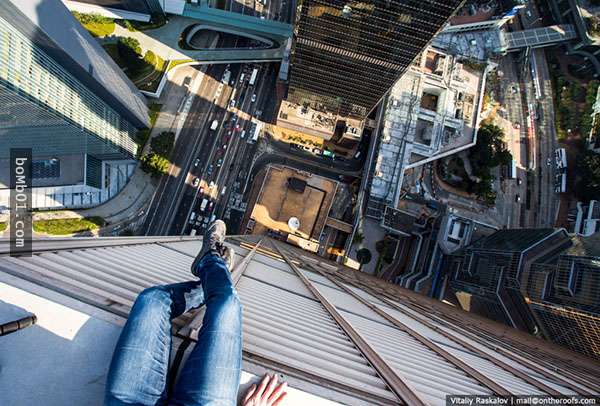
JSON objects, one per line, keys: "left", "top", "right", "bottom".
{"left": 210, "top": 120, "right": 219, "bottom": 131}
{"left": 221, "top": 70, "right": 230, "bottom": 85}
{"left": 249, "top": 68, "right": 259, "bottom": 86}
{"left": 200, "top": 198, "right": 209, "bottom": 212}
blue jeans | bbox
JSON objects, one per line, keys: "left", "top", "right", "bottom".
{"left": 105, "top": 254, "right": 242, "bottom": 406}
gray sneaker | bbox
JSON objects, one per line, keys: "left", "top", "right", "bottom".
{"left": 191, "top": 220, "right": 233, "bottom": 276}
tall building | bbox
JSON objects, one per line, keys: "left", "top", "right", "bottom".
{"left": 1, "top": 236, "right": 599, "bottom": 404}
{"left": 0, "top": 0, "right": 149, "bottom": 206}
{"left": 447, "top": 228, "right": 600, "bottom": 360}
{"left": 278, "top": 0, "right": 465, "bottom": 139}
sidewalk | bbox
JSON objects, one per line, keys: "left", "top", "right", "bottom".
{"left": 78, "top": 167, "right": 155, "bottom": 223}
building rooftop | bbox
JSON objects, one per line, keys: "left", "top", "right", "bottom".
{"left": 277, "top": 100, "right": 338, "bottom": 140}
{"left": 1, "top": 236, "right": 599, "bottom": 405}
{"left": 370, "top": 46, "right": 488, "bottom": 208}
{"left": 247, "top": 165, "right": 337, "bottom": 241}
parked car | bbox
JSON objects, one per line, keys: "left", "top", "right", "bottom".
{"left": 251, "top": 94, "right": 257, "bottom": 103}
{"left": 217, "top": 158, "right": 223, "bottom": 167}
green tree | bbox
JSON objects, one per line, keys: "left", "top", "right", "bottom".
{"left": 471, "top": 123, "right": 512, "bottom": 171}
{"left": 576, "top": 150, "right": 600, "bottom": 201}
{"left": 356, "top": 248, "right": 372, "bottom": 266}
{"left": 352, "top": 232, "right": 364, "bottom": 245}
{"left": 118, "top": 37, "right": 142, "bottom": 55}
{"left": 150, "top": 131, "right": 175, "bottom": 156}
{"left": 140, "top": 153, "right": 170, "bottom": 177}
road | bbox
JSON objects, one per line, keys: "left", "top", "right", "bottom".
{"left": 519, "top": 4, "right": 560, "bottom": 228}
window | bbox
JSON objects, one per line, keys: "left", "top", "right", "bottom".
{"left": 32, "top": 158, "right": 60, "bottom": 179}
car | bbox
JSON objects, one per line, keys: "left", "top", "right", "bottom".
{"left": 255, "top": 110, "right": 262, "bottom": 118}
{"left": 217, "top": 158, "right": 223, "bottom": 167}
{"left": 511, "top": 86, "right": 518, "bottom": 94}
{"left": 208, "top": 201, "right": 214, "bottom": 211}
{"left": 513, "top": 122, "right": 520, "bottom": 129}
{"left": 194, "top": 158, "right": 200, "bottom": 167}
{"left": 312, "top": 147, "right": 321, "bottom": 155}
{"left": 209, "top": 181, "right": 216, "bottom": 188}
{"left": 223, "top": 144, "right": 228, "bottom": 150}
{"left": 515, "top": 194, "right": 521, "bottom": 203}
{"left": 199, "top": 186, "right": 205, "bottom": 195}
{"left": 251, "top": 94, "right": 257, "bottom": 103}
{"left": 192, "top": 177, "right": 200, "bottom": 187}
{"left": 230, "top": 99, "right": 236, "bottom": 107}
{"left": 517, "top": 178, "right": 522, "bottom": 185}
{"left": 546, "top": 158, "right": 552, "bottom": 166}
{"left": 241, "top": 130, "right": 246, "bottom": 139}
{"left": 232, "top": 114, "right": 238, "bottom": 122}
{"left": 354, "top": 151, "right": 362, "bottom": 159}
{"left": 207, "top": 165, "right": 213, "bottom": 176}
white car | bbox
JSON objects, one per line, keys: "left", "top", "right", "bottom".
{"left": 194, "top": 158, "right": 200, "bottom": 167}
{"left": 192, "top": 177, "right": 200, "bottom": 187}
{"left": 251, "top": 94, "right": 257, "bottom": 103}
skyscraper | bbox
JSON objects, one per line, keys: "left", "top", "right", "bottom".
{"left": 447, "top": 228, "right": 600, "bottom": 360}
{"left": 280, "top": 0, "right": 464, "bottom": 137}
{"left": 0, "top": 0, "right": 149, "bottom": 193}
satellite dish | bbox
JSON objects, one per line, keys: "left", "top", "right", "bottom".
{"left": 288, "top": 217, "right": 300, "bottom": 232}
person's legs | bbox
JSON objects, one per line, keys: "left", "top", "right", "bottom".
{"left": 105, "top": 281, "right": 205, "bottom": 406}
{"left": 171, "top": 253, "right": 242, "bottom": 406}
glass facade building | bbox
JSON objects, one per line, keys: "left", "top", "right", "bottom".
{"left": 0, "top": 0, "right": 149, "bottom": 161}
{"left": 286, "top": 0, "right": 464, "bottom": 120}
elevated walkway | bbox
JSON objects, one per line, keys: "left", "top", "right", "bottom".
{"left": 505, "top": 24, "right": 577, "bottom": 50}
{"left": 183, "top": 2, "right": 292, "bottom": 41}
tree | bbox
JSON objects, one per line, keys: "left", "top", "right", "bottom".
{"left": 352, "top": 232, "right": 364, "bottom": 245}
{"left": 356, "top": 248, "right": 372, "bottom": 265}
{"left": 140, "top": 153, "right": 170, "bottom": 178}
{"left": 118, "top": 37, "right": 142, "bottom": 55}
{"left": 575, "top": 150, "right": 600, "bottom": 201}
{"left": 150, "top": 131, "right": 175, "bottom": 156}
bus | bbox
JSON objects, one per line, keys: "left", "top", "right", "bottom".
{"left": 554, "top": 148, "right": 567, "bottom": 169}
{"left": 509, "top": 159, "right": 517, "bottom": 179}
{"left": 249, "top": 68, "right": 259, "bottom": 86}
{"left": 248, "top": 120, "right": 262, "bottom": 143}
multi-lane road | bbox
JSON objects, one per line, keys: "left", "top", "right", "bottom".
{"left": 142, "top": 30, "right": 285, "bottom": 237}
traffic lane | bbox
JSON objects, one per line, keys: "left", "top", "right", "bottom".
{"left": 155, "top": 65, "right": 225, "bottom": 226}
{"left": 172, "top": 65, "right": 246, "bottom": 234}
{"left": 146, "top": 62, "right": 228, "bottom": 235}
{"left": 144, "top": 67, "right": 219, "bottom": 235}
{"left": 214, "top": 67, "right": 270, "bottom": 218}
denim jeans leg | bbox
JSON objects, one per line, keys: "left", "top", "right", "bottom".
{"left": 105, "top": 281, "right": 205, "bottom": 406}
{"left": 172, "top": 254, "right": 242, "bottom": 406}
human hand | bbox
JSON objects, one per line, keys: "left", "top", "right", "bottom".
{"left": 241, "top": 374, "right": 288, "bottom": 406}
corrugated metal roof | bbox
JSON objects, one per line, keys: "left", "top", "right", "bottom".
{"left": 1, "top": 236, "right": 599, "bottom": 406}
